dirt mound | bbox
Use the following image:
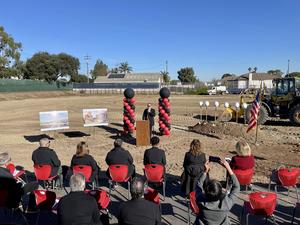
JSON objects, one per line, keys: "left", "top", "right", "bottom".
{"left": 190, "top": 121, "right": 248, "bottom": 139}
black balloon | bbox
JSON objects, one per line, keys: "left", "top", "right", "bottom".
{"left": 159, "top": 87, "right": 170, "bottom": 98}
{"left": 124, "top": 88, "right": 135, "bottom": 99}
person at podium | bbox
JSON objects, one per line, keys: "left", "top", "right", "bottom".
{"left": 142, "top": 103, "right": 156, "bottom": 135}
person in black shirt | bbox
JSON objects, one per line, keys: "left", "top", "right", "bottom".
{"left": 143, "top": 136, "right": 166, "bottom": 166}
{"left": 0, "top": 152, "right": 38, "bottom": 210}
{"left": 70, "top": 141, "right": 100, "bottom": 182}
{"left": 142, "top": 103, "right": 156, "bottom": 135}
{"left": 57, "top": 173, "right": 102, "bottom": 225}
{"left": 105, "top": 139, "right": 135, "bottom": 178}
{"left": 181, "top": 139, "right": 207, "bottom": 196}
{"left": 32, "top": 138, "right": 61, "bottom": 177}
{"left": 118, "top": 177, "right": 161, "bottom": 225}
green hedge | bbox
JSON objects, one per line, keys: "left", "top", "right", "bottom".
{"left": 0, "top": 79, "right": 73, "bottom": 92}
{"left": 184, "top": 87, "right": 208, "bottom": 95}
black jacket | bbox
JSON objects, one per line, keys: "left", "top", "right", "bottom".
{"left": 105, "top": 147, "right": 133, "bottom": 166}
{"left": 118, "top": 198, "right": 161, "bottom": 225}
{"left": 57, "top": 191, "right": 102, "bottom": 225}
{"left": 32, "top": 147, "right": 61, "bottom": 177}
{"left": 143, "top": 147, "right": 166, "bottom": 166}
{"left": 105, "top": 147, "right": 135, "bottom": 177}
{"left": 0, "top": 167, "right": 22, "bottom": 208}
{"left": 181, "top": 152, "right": 206, "bottom": 196}
{"left": 71, "top": 154, "right": 99, "bottom": 181}
{"left": 142, "top": 108, "right": 156, "bottom": 126}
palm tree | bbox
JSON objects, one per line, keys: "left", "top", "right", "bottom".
{"left": 160, "top": 70, "right": 170, "bottom": 84}
{"left": 119, "top": 62, "right": 133, "bottom": 73}
{"left": 253, "top": 67, "right": 257, "bottom": 73}
{"left": 248, "top": 67, "right": 252, "bottom": 72}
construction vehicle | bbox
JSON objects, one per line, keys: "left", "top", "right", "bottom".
{"left": 221, "top": 77, "right": 300, "bottom": 126}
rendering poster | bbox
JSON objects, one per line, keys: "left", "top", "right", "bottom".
{"left": 83, "top": 108, "right": 108, "bottom": 127}
{"left": 39, "top": 111, "right": 69, "bottom": 131}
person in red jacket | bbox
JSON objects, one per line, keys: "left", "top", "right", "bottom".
{"left": 230, "top": 140, "right": 255, "bottom": 170}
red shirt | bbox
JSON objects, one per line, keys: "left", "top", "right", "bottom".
{"left": 230, "top": 155, "right": 255, "bottom": 170}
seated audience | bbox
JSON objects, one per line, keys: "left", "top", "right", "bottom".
{"left": 32, "top": 138, "right": 61, "bottom": 178}
{"left": 105, "top": 139, "right": 135, "bottom": 178}
{"left": 230, "top": 140, "right": 254, "bottom": 170}
{"left": 143, "top": 136, "right": 166, "bottom": 166}
{"left": 195, "top": 160, "right": 240, "bottom": 225}
{"left": 118, "top": 177, "right": 161, "bottom": 225}
{"left": 57, "top": 173, "right": 102, "bottom": 225}
{"left": 0, "top": 152, "right": 38, "bottom": 209}
{"left": 181, "top": 139, "right": 206, "bottom": 196}
{"left": 70, "top": 141, "right": 100, "bottom": 182}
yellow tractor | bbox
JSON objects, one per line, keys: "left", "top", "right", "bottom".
{"left": 221, "top": 77, "right": 300, "bottom": 126}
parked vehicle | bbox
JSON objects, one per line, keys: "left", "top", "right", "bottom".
{"left": 208, "top": 86, "right": 228, "bottom": 95}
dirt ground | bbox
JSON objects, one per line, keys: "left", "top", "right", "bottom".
{"left": 0, "top": 92, "right": 299, "bottom": 184}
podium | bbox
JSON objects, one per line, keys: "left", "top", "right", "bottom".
{"left": 136, "top": 120, "right": 150, "bottom": 146}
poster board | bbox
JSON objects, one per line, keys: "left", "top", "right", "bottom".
{"left": 39, "top": 111, "right": 69, "bottom": 131}
{"left": 83, "top": 108, "right": 108, "bottom": 127}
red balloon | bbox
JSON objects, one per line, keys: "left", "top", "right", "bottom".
{"left": 123, "top": 98, "right": 127, "bottom": 102}
{"left": 165, "top": 130, "right": 170, "bottom": 136}
{"left": 160, "top": 124, "right": 166, "bottom": 129}
{"left": 124, "top": 102, "right": 128, "bottom": 107}
{"left": 160, "top": 109, "right": 165, "bottom": 114}
{"left": 163, "top": 98, "right": 169, "bottom": 103}
{"left": 159, "top": 106, "right": 163, "bottom": 110}
{"left": 131, "top": 98, "right": 136, "bottom": 103}
{"left": 164, "top": 114, "right": 169, "bottom": 120}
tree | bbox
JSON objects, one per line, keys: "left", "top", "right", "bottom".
{"left": 0, "top": 26, "right": 22, "bottom": 78}
{"left": 24, "top": 52, "right": 80, "bottom": 83}
{"left": 177, "top": 67, "right": 196, "bottom": 83}
{"left": 221, "top": 73, "right": 235, "bottom": 79}
{"left": 248, "top": 67, "right": 252, "bottom": 72}
{"left": 267, "top": 69, "right": 283, "bottom": 77}
{"left": 253, "top": 67, "right": 258, "bottom": 72}
{"left": 57, "top": 53, "right": 80, "bottom": 81}
{"left": 287, "top": 72, "right": 300, "bottom": 78}
{"left": 160, "top": 70, "right": 170, "bottom": 83}
{"left": 72, "top": 74, "right": 88, "bottom": 83}
{"left": 110, "top": 67, "right": 119, "bottom": 73}
{"left": 91, "top": 59, "right": 108, "bottom": 80}
{"left": 119, "top": 61, "right": 133, "bottom": 73}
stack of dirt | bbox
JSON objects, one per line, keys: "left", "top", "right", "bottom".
{"left": 190, "top": 121, "right": 249, "bottom": 139}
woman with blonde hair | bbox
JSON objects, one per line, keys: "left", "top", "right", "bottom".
{"left": 230, "top": 140, "right": 255, "bottom": 170}
{"left": 181, "top": 139, "right": 207, "bottom": 196}
{"left": 70, "top": 141, "right": 100, "bottom": 183}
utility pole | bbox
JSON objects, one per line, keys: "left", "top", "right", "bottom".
{"left": 84, "top": 54, "right": 91, "bottom": 83}
{"left": 165, "top": 60, "right": 168, "bottom": 73}
{"left": 287, "top": 59, "right": 290, "bottom": 76}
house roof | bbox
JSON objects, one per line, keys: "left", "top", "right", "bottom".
{"left": 228, "top": 72, "right": 280, "bottom": 81}
{"left": 94, "top": 72, "right": 161, "bottom": 83}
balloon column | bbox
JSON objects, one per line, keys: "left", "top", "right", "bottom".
{"left": 123, "top": 88, "right": 136, "bottom": 134}
{"left": 158, "top": 87, "right": 171, "bottom": 136}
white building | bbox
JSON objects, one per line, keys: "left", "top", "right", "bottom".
{"left": 227, "top": 72, "right": 280, "bottom": 94}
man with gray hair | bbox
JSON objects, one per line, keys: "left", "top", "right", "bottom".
{"left": 118, "top": 177, "right": 161, "bottom": 225}
{"left": 57, "top": 173, "right": 102, "bottom": 225}
{"left": 32, "top": 138, "right": 61, "bottom": 177}
{"left": 105, "top": 138, "right": 135, "bottom": 178}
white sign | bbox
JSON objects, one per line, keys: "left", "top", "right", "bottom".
{"left": 83, "top": 108, "right": 108, "bottom": 127}
{"left": 39, "top": 111, "right": 69, "bottom": 131}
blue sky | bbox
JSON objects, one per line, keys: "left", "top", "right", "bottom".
{"left": 1, "top": 0, "right": 300, "bottom": 81}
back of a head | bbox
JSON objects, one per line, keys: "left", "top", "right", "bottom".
{"left": 236, "top": 140, "right": 251, "bottom": 156}
{"left": 150, "top": 136, "right": 160, "bottom": 146}
{"left": 130, "top": 177, "right": 145, "bottom": 200}
{"left": 70, "top": 173, "right": 86, "bottom": 192}
{"left": 40, "top": 138, "right": 50, "bottom": 147}
{"left": 190, "top": 139, "right": 202, "bottom": 156}
{"left": 204, "top": 179, "right": 223, "bottom": 202}
{"left": 114, "top": 138, "right": 123, "bottom": 148}
{"left": 76, "top": 141, "right": 89, "bottom": 156}
{"left": 0, "top": 152, "right": 10, "bottom": 166}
